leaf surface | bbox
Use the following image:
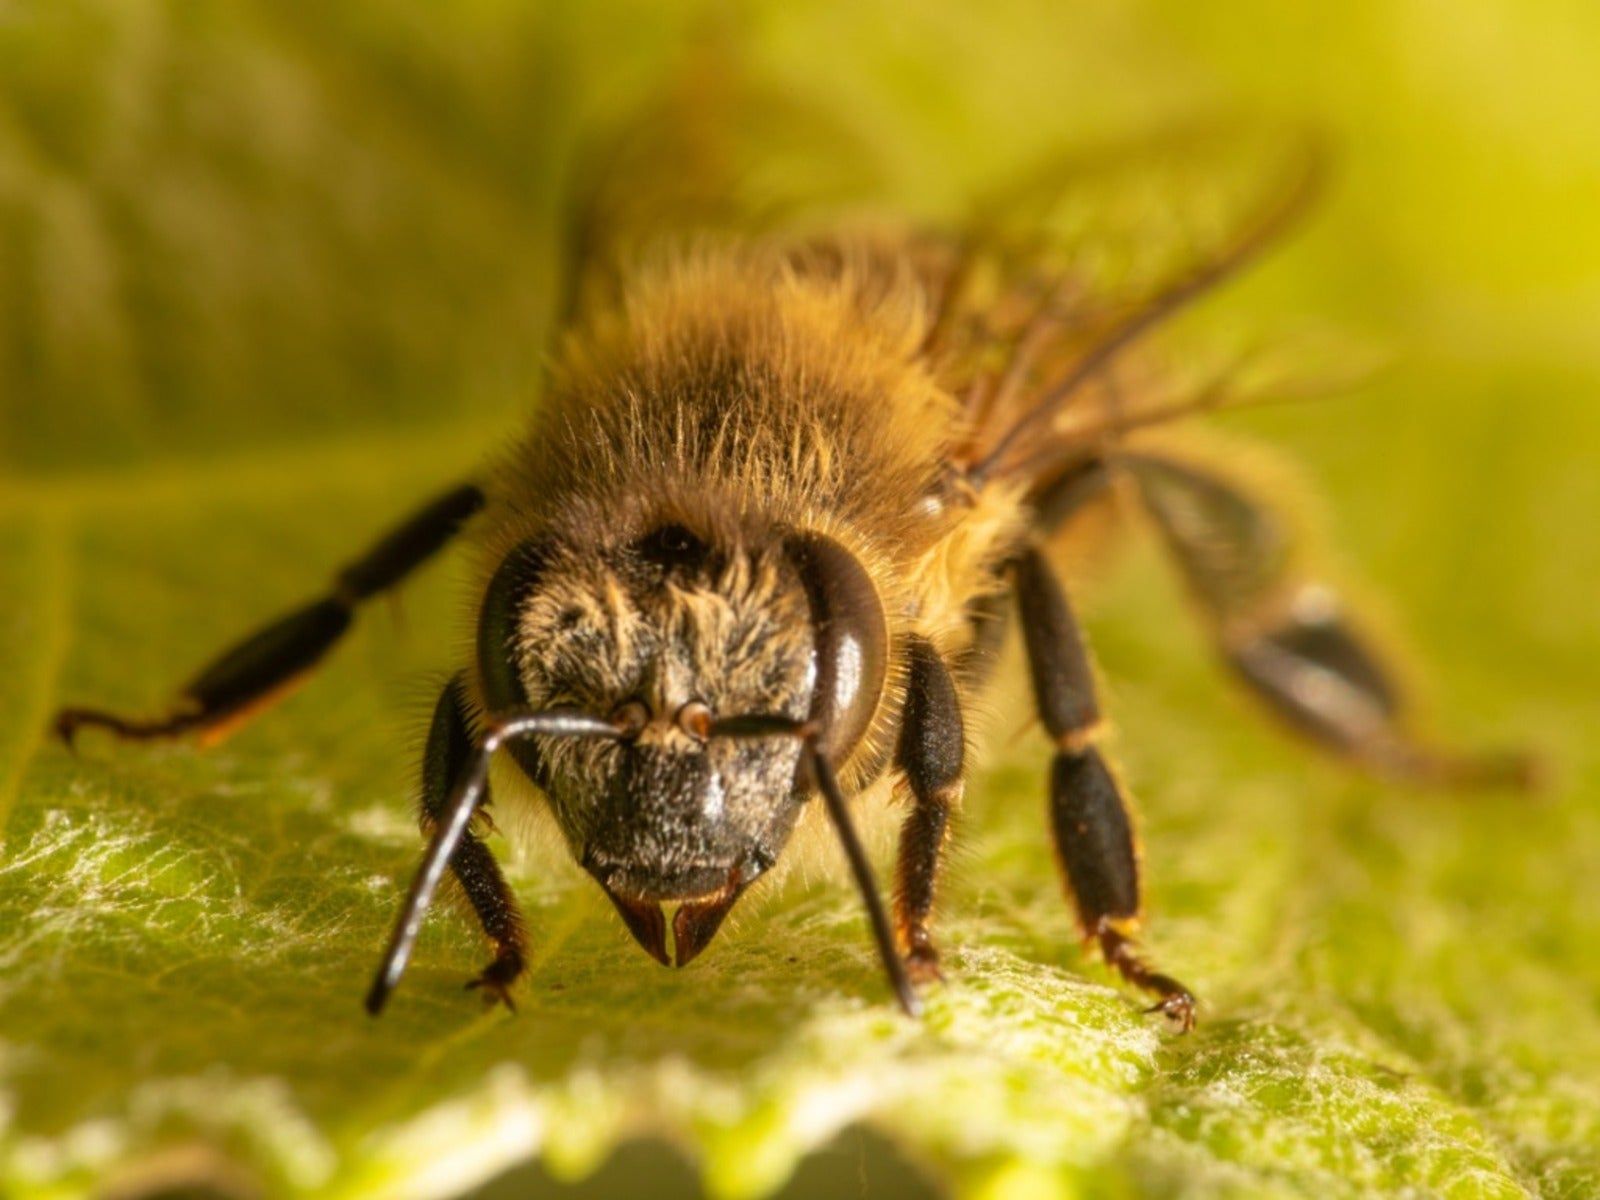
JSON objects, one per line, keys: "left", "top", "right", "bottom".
{"left": 2, "top": 3, "right": 1599, "bottom": 1198}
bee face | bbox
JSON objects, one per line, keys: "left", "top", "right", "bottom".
{"left": 479, "top": 516, "right": 830, "bottom": 963}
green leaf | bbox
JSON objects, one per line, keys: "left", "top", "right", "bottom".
{"left": 3, "top": 2, "right": 1599, "bottom": 1199}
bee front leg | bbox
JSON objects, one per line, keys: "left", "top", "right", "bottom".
{"left": 1014, "top": 547, "right": 1196, "bottom": 1032}
{"left": 55, "top": 482, "right": 484, "bottom": 747}
{"left": 421, "top": 673, "right": 528, "bottom": 1010}
{"left": 893, "top": 636, "right": 966, "bottom": 984}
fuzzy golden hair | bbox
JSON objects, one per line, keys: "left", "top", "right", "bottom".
{"left": 470, "top": 235, "right": 1033, "bottom": 788}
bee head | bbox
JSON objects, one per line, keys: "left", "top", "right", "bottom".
{"left": 477, "top": 512, "right": 887, "bottom": 967}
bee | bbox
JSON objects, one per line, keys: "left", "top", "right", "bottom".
{"left": 52, "top": 104, "right": 1531, "bottom": 1029}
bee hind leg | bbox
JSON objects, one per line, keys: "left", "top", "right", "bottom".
{"left": 1014, "top": 546, "right": 1196, "bottom": 1032}
{"left": 54, "top": 482, "right": 484, "bottom": 748}
{"left": 1222, "top": 585, "right": 1536, "bottom": 787}
{"left": 1122, "top": 451, "right": 1537, "bottom": 790}
{"left": 421, "top": 674, "right": 528, "bottom": 1011}
{"left": 893, "top": 636, "right": 966, "bottom": 984}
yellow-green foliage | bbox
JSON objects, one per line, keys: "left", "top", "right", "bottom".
{"left": 2, "top": 2, "right": 1597, "bottom": 1197}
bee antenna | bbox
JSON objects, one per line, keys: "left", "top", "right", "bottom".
{"left": 364, "top": 710, "right": 623, "bottom": 1016}
{"left": 803, "top": 740, "right": 923, "bottom": 1018}
{"left": 711, "top": 715, "right": 922, "bottom": 1018}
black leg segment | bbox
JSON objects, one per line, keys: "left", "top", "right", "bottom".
{"left": 1028, "top": 456, "right": 1112, "bottom": 536}
{"left": 1123, "top": 451, "right": 1534, "bottom": 789}
{"left": 421, "top": 673, "right": 528, "bottom": 1010}
{"left": 1014, "top": 549, "right": 1101, "bottom": 748}
{"left": 1014, "top": 545, "right": 1196, "bottom": 1031}
{"left": 366, "top": 702, "right": 623, "bottom": 1016}
{"left": 1049, "top": 748, "right": 1138, "bottom": 922}
{"left": 55, "top": 482, "right": 484, "bottom": 747}
{"left": 893, "top": 635, "right": 966, "bottom": 982}
{"left": 337, "top": 483, "right": 485, "bottom": 602}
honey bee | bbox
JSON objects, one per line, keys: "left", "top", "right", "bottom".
{"left": 52, "top": 98, "right": 1531, "bottom": 1029}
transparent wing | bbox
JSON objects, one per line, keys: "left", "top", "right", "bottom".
{"left": 561, "top": 81, "right": 1333, "bottom": 487}
{"left": 558, "top": 33, "right": 886, "bottom": 324}
{"left": 913, "top": 122, "right": 1327, "bottom": 485}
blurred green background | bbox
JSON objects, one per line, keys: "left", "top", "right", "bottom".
{"left": 1, "top": 2, "right": 1596, "bottom": 1198}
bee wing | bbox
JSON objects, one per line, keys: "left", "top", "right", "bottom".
{"left": 920, "top": 123, "right": 1325, "bottom": 484}
{"left": 558, "top": 34, "right": 885, "bottom": 324}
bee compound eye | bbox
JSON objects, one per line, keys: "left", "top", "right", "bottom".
{"left": 477, "top": 538, "right": 553, "bottom": 712}
{"left": 676, "top": 700, "right": 714, "bottom": 741}
{"left": 610, "top": 699, "right": 651, "bottom": 737}
{"left": 783, "top": 531, "right": 889, "bottom": 767}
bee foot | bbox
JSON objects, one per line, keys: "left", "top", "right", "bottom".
{"left": 1143, "top": 988, "right": 1197, "bottom": 1034}
{"left": 903, "top": 944, "right": 946, "bottom": 986}
{"left": 465, "top": 952, "right": 523, "bottom": 1013}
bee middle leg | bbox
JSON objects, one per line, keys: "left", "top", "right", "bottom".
{"left": 893, "top": 636, "right": 966, "bottom": 984}
{"left": 1013, "top": 545, "right": 1196, "bottom": 1031}
{"left": 420, "top": 673, "right": 529, "bottom": 1009}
